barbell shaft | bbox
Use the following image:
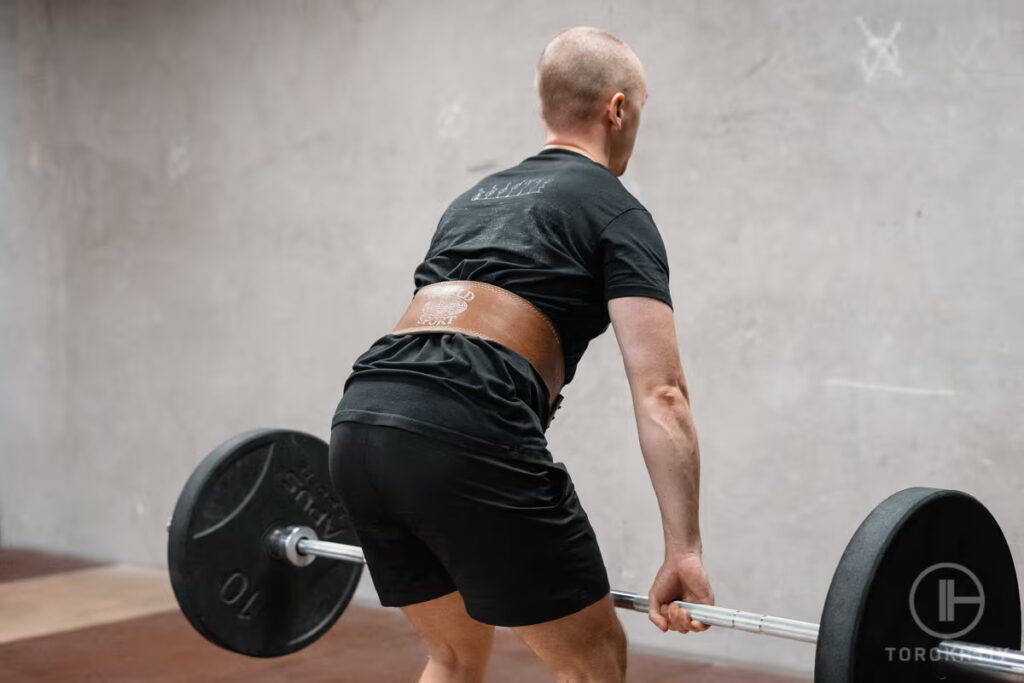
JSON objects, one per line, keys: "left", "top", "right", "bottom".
{"left": 288, "top": 531, "right": 1024, "bottom": 677}
{"left": 292, "top": 537, "right": 820, "bottom": 642}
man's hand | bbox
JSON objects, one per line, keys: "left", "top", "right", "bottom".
{"left": 648, "top": 551, "right": 715, "bottom": 634}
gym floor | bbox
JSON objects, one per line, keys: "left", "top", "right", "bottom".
{"left": 0, "top": 548, "right": 809, "bottom": 682}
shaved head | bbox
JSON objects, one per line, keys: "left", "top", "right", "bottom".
{"left": 536, "top": 27, "right": 646, "bottom": 132}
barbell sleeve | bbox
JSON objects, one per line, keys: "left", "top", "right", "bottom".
{"left": 933, "top": 640, "right": 1024, "bottom": 676}
{"left": 296, "top": 537, "right": 366, "bottom": 564}
{"left": 285, "top": 529, "right": 1024, "bottom": 678}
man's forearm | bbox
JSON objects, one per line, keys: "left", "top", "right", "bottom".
{"left": 633, "top": 390, "right": 702, "bottom": 554}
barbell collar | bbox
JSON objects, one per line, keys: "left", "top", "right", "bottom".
{"left": 267, "top": 526, "right": 317, "bottom": 567}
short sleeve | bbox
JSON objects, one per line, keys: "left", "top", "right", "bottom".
{"left": 599, "top": 208, "right": 673, "bottom": 309}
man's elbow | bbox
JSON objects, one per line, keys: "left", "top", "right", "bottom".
{"left": 636, "top": 383, "right": 698, "bottom": 443}
{"left": 643, "top": 383, "right": 691, "bottom": 412}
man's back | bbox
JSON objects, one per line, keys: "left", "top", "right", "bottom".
{"left": 332, "top": 147, "right": 672, "bottom": 455}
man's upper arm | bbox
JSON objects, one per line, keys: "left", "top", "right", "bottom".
{"left": 608, "top": 296, "right": 688, "bottom": 400}
{"left": 600, "top": 206, "right": 683, "bottom": 396}
{"left": 600, "top": 208, "right": 673, "bottom": 308}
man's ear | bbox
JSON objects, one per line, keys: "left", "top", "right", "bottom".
{"left": 610, "top": 92, "right": 626, "bottom": 128}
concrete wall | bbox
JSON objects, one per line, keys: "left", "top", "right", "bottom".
{"left": 2, "top": 0, "right": 1022, "bottom": 673}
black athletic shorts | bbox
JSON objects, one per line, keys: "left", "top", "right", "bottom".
{"left": 328, "top": 421, "right": 611, "bottom": 627}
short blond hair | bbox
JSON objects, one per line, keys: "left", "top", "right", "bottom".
{"left": 536, "top": 27, "right": 645, "bottom": 131}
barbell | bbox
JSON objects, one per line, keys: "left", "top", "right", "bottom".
{"left": 167, "top": 429, "right": 1024, "bottom": 681}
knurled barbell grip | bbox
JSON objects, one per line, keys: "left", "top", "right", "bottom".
{"left": 275, "top": 527, "right": 1024, "bottom": 676}
{"left": 611, "top": 590, "right": 820, "bottom": 643}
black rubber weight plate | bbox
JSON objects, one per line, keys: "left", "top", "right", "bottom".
{"left": 815, "top": 487, "right": 1021, "bottom": 682}
{"left": 168, "top": 429, "right": 363, "bottom": 657}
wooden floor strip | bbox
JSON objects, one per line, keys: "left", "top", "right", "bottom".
{"left": 0, "top": 548, "right": 106, "bottom": 583}
{"left": 0, "top": 564, "right": 178, "bottom": 644}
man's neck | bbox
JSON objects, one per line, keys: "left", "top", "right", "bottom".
{"left": 541, "top": 130, "right": 610, "bottom": 169}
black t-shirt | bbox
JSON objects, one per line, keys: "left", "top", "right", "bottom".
{"left": 332, "top": 148, "right": 672, "bottom": 456}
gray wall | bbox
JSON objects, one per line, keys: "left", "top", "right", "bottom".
{"left": 2, "top": 0, "right": 1023, "bottom": 673}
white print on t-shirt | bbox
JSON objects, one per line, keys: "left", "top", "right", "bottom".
{"left": 470, "top": 177, "right": 551, "bottom": 201}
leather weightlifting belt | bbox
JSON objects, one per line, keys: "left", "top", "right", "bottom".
{"left": 393, "top": 280, "right": 565, "bottom": 428}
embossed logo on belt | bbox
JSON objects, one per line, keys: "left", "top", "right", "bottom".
{"left": 416, "top": 287, "right": 475, "bottom": 326}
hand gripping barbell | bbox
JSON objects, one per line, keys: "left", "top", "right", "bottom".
{"left": 167, "top": 429, "right": 1024, "bottom": 681}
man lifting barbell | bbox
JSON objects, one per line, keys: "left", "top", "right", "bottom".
{"left": 167, "top": 23, "right": 1024, "bottom": 683}
{"left": 326, "top": 26, "right": 712, "bottom": 682}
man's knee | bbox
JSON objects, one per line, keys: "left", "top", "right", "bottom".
{"left": 605, "top": 619, "right": 629, "bottom": 678}
{"left": 552, "top": 621, "right": 628, "bottom": 682}
{"left": 423, "top": 641, "right": 490, "bottom": 680}
{"left": 419, "top": 625, "right": 494, "bottom": 678}
{"left": 428, "top": 639, "right": 487, "bottom": 665}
